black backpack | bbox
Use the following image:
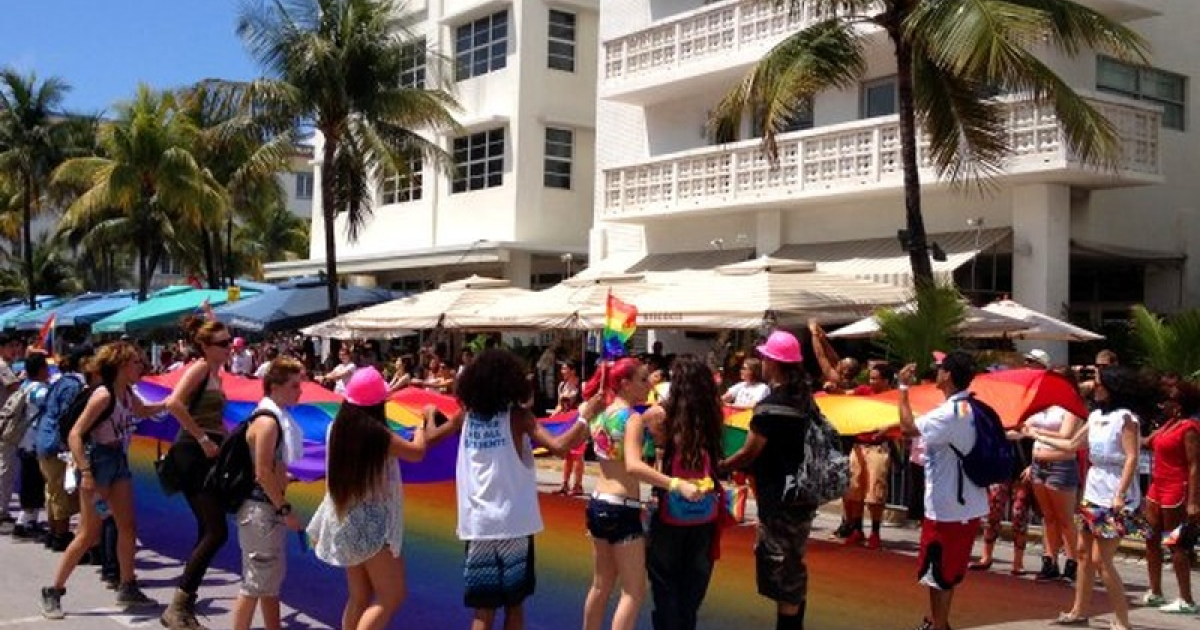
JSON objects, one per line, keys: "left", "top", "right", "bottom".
{"left": 949, "top": 394, "right": 1014, "bottom": 504}
{"left": 57, "top": 384, "right": 116, "bottom": 447}
{"left": 204, "top": 409, "right": 281, "bottom": 513}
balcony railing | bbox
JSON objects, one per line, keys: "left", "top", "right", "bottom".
{"left": 601, "top": 96, "right": 1161, "bottom": 219}
{"left": 603, "top": 0, "right": 837, "bottom": 83}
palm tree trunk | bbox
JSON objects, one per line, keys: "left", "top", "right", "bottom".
{"left": 321, "top": 138, "right": 340, "bottom": 318}
{"left": 888, "top": 8, "right": 935, "bottom": 287}
{"left": 200, "top": 227, "right": 220, "bottom": 289}
{"left": 226, "top": 213, "right": 235, "bottom": 288}
{"left": 22, "top": 174, "right": 35, "bottom": 309}
{"left": 137, "top": 246, "right": 149, "bottom": 302}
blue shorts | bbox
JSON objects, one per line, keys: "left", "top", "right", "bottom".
{"left": 1031, "top": 459, "right": 1079, "bottom": 491}
{"left": 463, "top": 536, "right": 535, "bottom": 609}
{"left": 86, "top": 442, "right": 131, "bottom": 488}
{"left": 586, "top": 495, "right": 645, "bottom": 545}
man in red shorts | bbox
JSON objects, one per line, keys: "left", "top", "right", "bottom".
{"left": 897, "top": 351, "right": 988, "bottom": 630}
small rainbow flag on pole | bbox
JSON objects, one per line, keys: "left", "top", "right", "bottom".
{"left": 36, "top": 313, "right": 56, "bottom": 354}
{"left": 602, "top": 291, "right": 637, "bottom": 358}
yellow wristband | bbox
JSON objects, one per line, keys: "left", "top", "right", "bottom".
{"left": 669, "top": 477, "right": 681, "bottom": 493}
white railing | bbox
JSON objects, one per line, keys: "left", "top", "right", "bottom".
{"left": 601, "top": 97, "right": 1161, "bottom": 218}
{"left": 603, "top": 0, "right": 838, "bottom": 82}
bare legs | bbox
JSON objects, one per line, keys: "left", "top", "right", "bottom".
{"left": 1065, "top": 531, "right": 1130, "bottom": 629}
{"left": 1145, "top": 500, "right": 1193, "bottom": 605}
{"left": 232, "top": 595, "right": 281, "bottom": 630}
{"left": 343, "top": 550, "right": 406, "bottom": 630}
{"left": 583, "top": 538, "right": 647, "bottom": 630}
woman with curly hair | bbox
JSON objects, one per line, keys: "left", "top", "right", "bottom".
{"left": 1031, "top": 366, "right": 1149, "bottom": 630}
{"left": 40, "top": 341, "right": 166, "bottom": 619}
{"left": 640, "top": 355, "right": 725, "bottom": 630}
{"left": 425, "top": 348, "right": 589, "bottom": 630}
{"left": 307, "top": 367, "right": 430, "bottom": 630}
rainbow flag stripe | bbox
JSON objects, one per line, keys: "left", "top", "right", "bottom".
{"left": 602, "top": 293, "right": 637, "bottom": 358}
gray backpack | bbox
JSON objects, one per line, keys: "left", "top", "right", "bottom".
{"left": 758, "top": 401, "right": 850, "bottom": 507}
{"left": 0, "top": 388, "right": 33, "bottom": 448}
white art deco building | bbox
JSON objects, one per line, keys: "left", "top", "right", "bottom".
{"left": 591, "top": 0, "right": 1194, "bottom": 355}
{"left": 266, "top": 0, "right": 600, "bottom": 291}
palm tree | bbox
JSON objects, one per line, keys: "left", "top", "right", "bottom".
{"left": 1130, "top": 305, "right": 1200, "bottom": 380}
{"left": 236, "top": 201, "right": 311, "bottom": 278}
{"left": 876, "top": 283, "right": 966, "bottom": 375}
{"left": 711, "top": 1, "right": 1148, "bottom": 285}
{"left": 0, "top": 69, "right": 84, "bottom": 308}
{"left": 0, "top": 232, "right": 82, "bottom": 298}
{"left": 54, "top": 85, "right": 224, "bottom": 301}
{"left": 236, "top": 0, "right": 459, "bottom": 316}
{"left": 178, "top": 79, "right": 293, "bottom": 288}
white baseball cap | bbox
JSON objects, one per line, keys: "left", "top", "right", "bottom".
{"left": 1023, "top": 349, "right": 1052, "bottom": 368}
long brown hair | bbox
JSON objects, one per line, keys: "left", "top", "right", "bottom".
{"left": 326, "top": 402, "right": 392, "bottom": 516}
{"left": 662, "top": 355, "right": 724, "bottom": 471}
{"left": 181, "top": 315, "right": 227, "bottom": 347}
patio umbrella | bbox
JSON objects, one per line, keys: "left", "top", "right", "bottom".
{"left": 56, "top": 290, "right": 138, "bottom": 327}
{"left": 980, "top": 299, "right": 1104, "bottom": 341}
{"left": 304, "top": 275, "right": 532, "bottom": 335}
{"left": 827, "top": 303, "right": 1031, "bottom": 339}
{"left": 0, "top": 296, "right": 65, "bottom": 330}
{"left": 214, "top": 278, "right": 393, "bottom": 333}
{"left": 13, "top": 292, "right": 106, "bottom": 331}
{"left": 92, "top": 286, "right": 258, "bottom": 335}
{"left": 459, "top": 273, "right": 671, "bottom": 331}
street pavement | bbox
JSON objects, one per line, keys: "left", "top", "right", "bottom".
{"left": 1, "top": 472, "right": 1196, "bottom": 629}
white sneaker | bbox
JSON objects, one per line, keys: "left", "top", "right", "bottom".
{"left": 1159, "top": 598, "right": 1198, "bottom": 614}
{"left": 1139, "top": 592, "right": 1166, "bottom": 606}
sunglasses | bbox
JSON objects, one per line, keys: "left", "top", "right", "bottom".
{"left": 209, "top": 339, "right": 232, "bottom": 348}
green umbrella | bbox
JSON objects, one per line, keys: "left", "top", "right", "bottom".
{"left": 91, "top": 286, "right": 257, "bottom": 335}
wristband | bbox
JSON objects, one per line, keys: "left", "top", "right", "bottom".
{"left": 198, "top": 435, "right": 213, "bottom": 445}
{"left": 898, "top": 384, "right": 909, "bottom": 392}
{"left": 575, "top": 415, "right": 589, "bottom": 426}
{"left": 669, "top": 477, "right": 681, "bottom": 493}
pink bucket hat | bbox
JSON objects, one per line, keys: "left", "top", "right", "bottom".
{"left": 757, "top": 331, "right": 803, "bottom": 364}
{"left": 344, "top": 367, "right": 388, "bottom": 406}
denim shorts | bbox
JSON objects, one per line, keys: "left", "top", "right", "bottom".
{"left": 86, "top": 442, "right": 131, "bottom": 488}
{"left": 1031, "top": 459, "right": 1079, "bottom": 490}
{"left": 586, "top": 495, "right": 644, "bottom": 544}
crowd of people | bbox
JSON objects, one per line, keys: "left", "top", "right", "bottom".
{"left": 0, "top": 319, "right": 1196, "bottom": 630}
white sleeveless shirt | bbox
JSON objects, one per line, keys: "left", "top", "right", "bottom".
{"left": 455, "top": 408, "right": 543, "bottom": 540}
{"left": 1083, "top": 407, "right": 1141, "bottom": 509}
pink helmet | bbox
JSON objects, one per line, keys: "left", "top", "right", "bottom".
{"left": 344, "top": 367, "right": 388, "bottom": 406}
{"left": 757, "top": 331, "right": 802, "bottom": 364}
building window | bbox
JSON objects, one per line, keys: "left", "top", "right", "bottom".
{"left": 455, "top": 10, "right": 508, "bottom": 81}
{"left": 379, "top": 156, "right": 423, "bottom": 204}
{"left": 751, "top": 98, "right": 814, "bottom": 137}
{"left": 452, "top": 128, "right": 505, "bottom": 193}
{"left": 531, "top": 272, "right": 564, "bottom": 290}
{"left": 400, "top": 39, "right": 426, "bottom": 89}
{"left": 390, "top": 279, "right": 433, "bottom": 294}
{"left": 548, "top": 10, "right": 576, "bottom": 72}
{"left": 544, "top": 127, "right": 573, "bottom": 189}
{"left": 1097, "top": 56, "right": 1187, "bottom": 130}
{"left": 862, "top": 77, "right": 898, "bottom": 118}
{"left": 294, "top": 172, "right": 314, "bottom": 200}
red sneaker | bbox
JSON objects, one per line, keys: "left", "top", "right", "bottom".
{"left": 866, "top": 533, "right": 882, "bottom": 549}
{"left": 843, "top": 530, "right": 865, "bottom": 546}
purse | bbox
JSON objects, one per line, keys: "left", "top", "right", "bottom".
{"left": 155, "top": 440, "right": 184, "bottom": 495}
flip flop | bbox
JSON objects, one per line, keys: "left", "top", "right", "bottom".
{"left": 968, "top": 561, "right": 992, "bottom": 571}
{"left": 1051, "top": 609, "right": 1089, "bottom": 624}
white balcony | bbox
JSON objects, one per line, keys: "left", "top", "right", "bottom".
{"left": 600, "top": 96, "right": 1162, "bottom": 221}
{"left": 600, "top": 0, "right": 1161, "bottom": 105}
{"left": 601, "top": 0, "right": 846, "bottom": 105}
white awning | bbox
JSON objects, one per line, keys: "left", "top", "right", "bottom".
{"left": 773, "top": 228, "right": 1011, "bottom": 287}
{"left": 263, "top": 241, "right": 587, "bottom": 280}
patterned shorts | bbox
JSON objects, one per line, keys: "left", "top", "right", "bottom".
{"left": 1075, "top": 501, "right": 1150, "bottom": 540}
{"left": 463, "top": 536, "right": 536, "bottom": 610}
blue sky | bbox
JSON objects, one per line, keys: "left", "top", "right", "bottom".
{"left": 0, "top": 1, "right": 260, "bottom": 114}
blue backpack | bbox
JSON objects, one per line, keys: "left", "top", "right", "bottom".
{"left": 949, "top": 394, "right": 1013, "bottom": 504}
{"left": 34, "top": 375, "right": 86, "bottom": 457}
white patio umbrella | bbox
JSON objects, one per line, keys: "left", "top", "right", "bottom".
{"left": 458, "top": 273, "right": 668, "bottom": 330}
{"left": 980, "top": 299, "right": 1104, "bottom": 341}
{"left": 301, "top": 275, "right": 531, "bottom": 335}
{"left": 827, "top": 302, "right": 1032, "bottom": 339}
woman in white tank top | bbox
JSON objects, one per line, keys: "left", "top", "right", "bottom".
{"left": 1030, "top": 366, "right": 1146, "bottom": 630}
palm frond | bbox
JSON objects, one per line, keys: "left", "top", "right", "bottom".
{"left": 876, "top": 283, "right": 967, "bottom": 374}
{"left": 1131, "top": 305, "right": 1200, "bottom": 379}
{"left": 710, "top": 17, "right": 864, "bottom": 163}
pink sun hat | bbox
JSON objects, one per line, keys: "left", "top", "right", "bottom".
{"left": 757, "top": 330, "right": 803, "bottom": 364}
{"left": 344, "top": 367, "right": 388, "bottom": 406}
